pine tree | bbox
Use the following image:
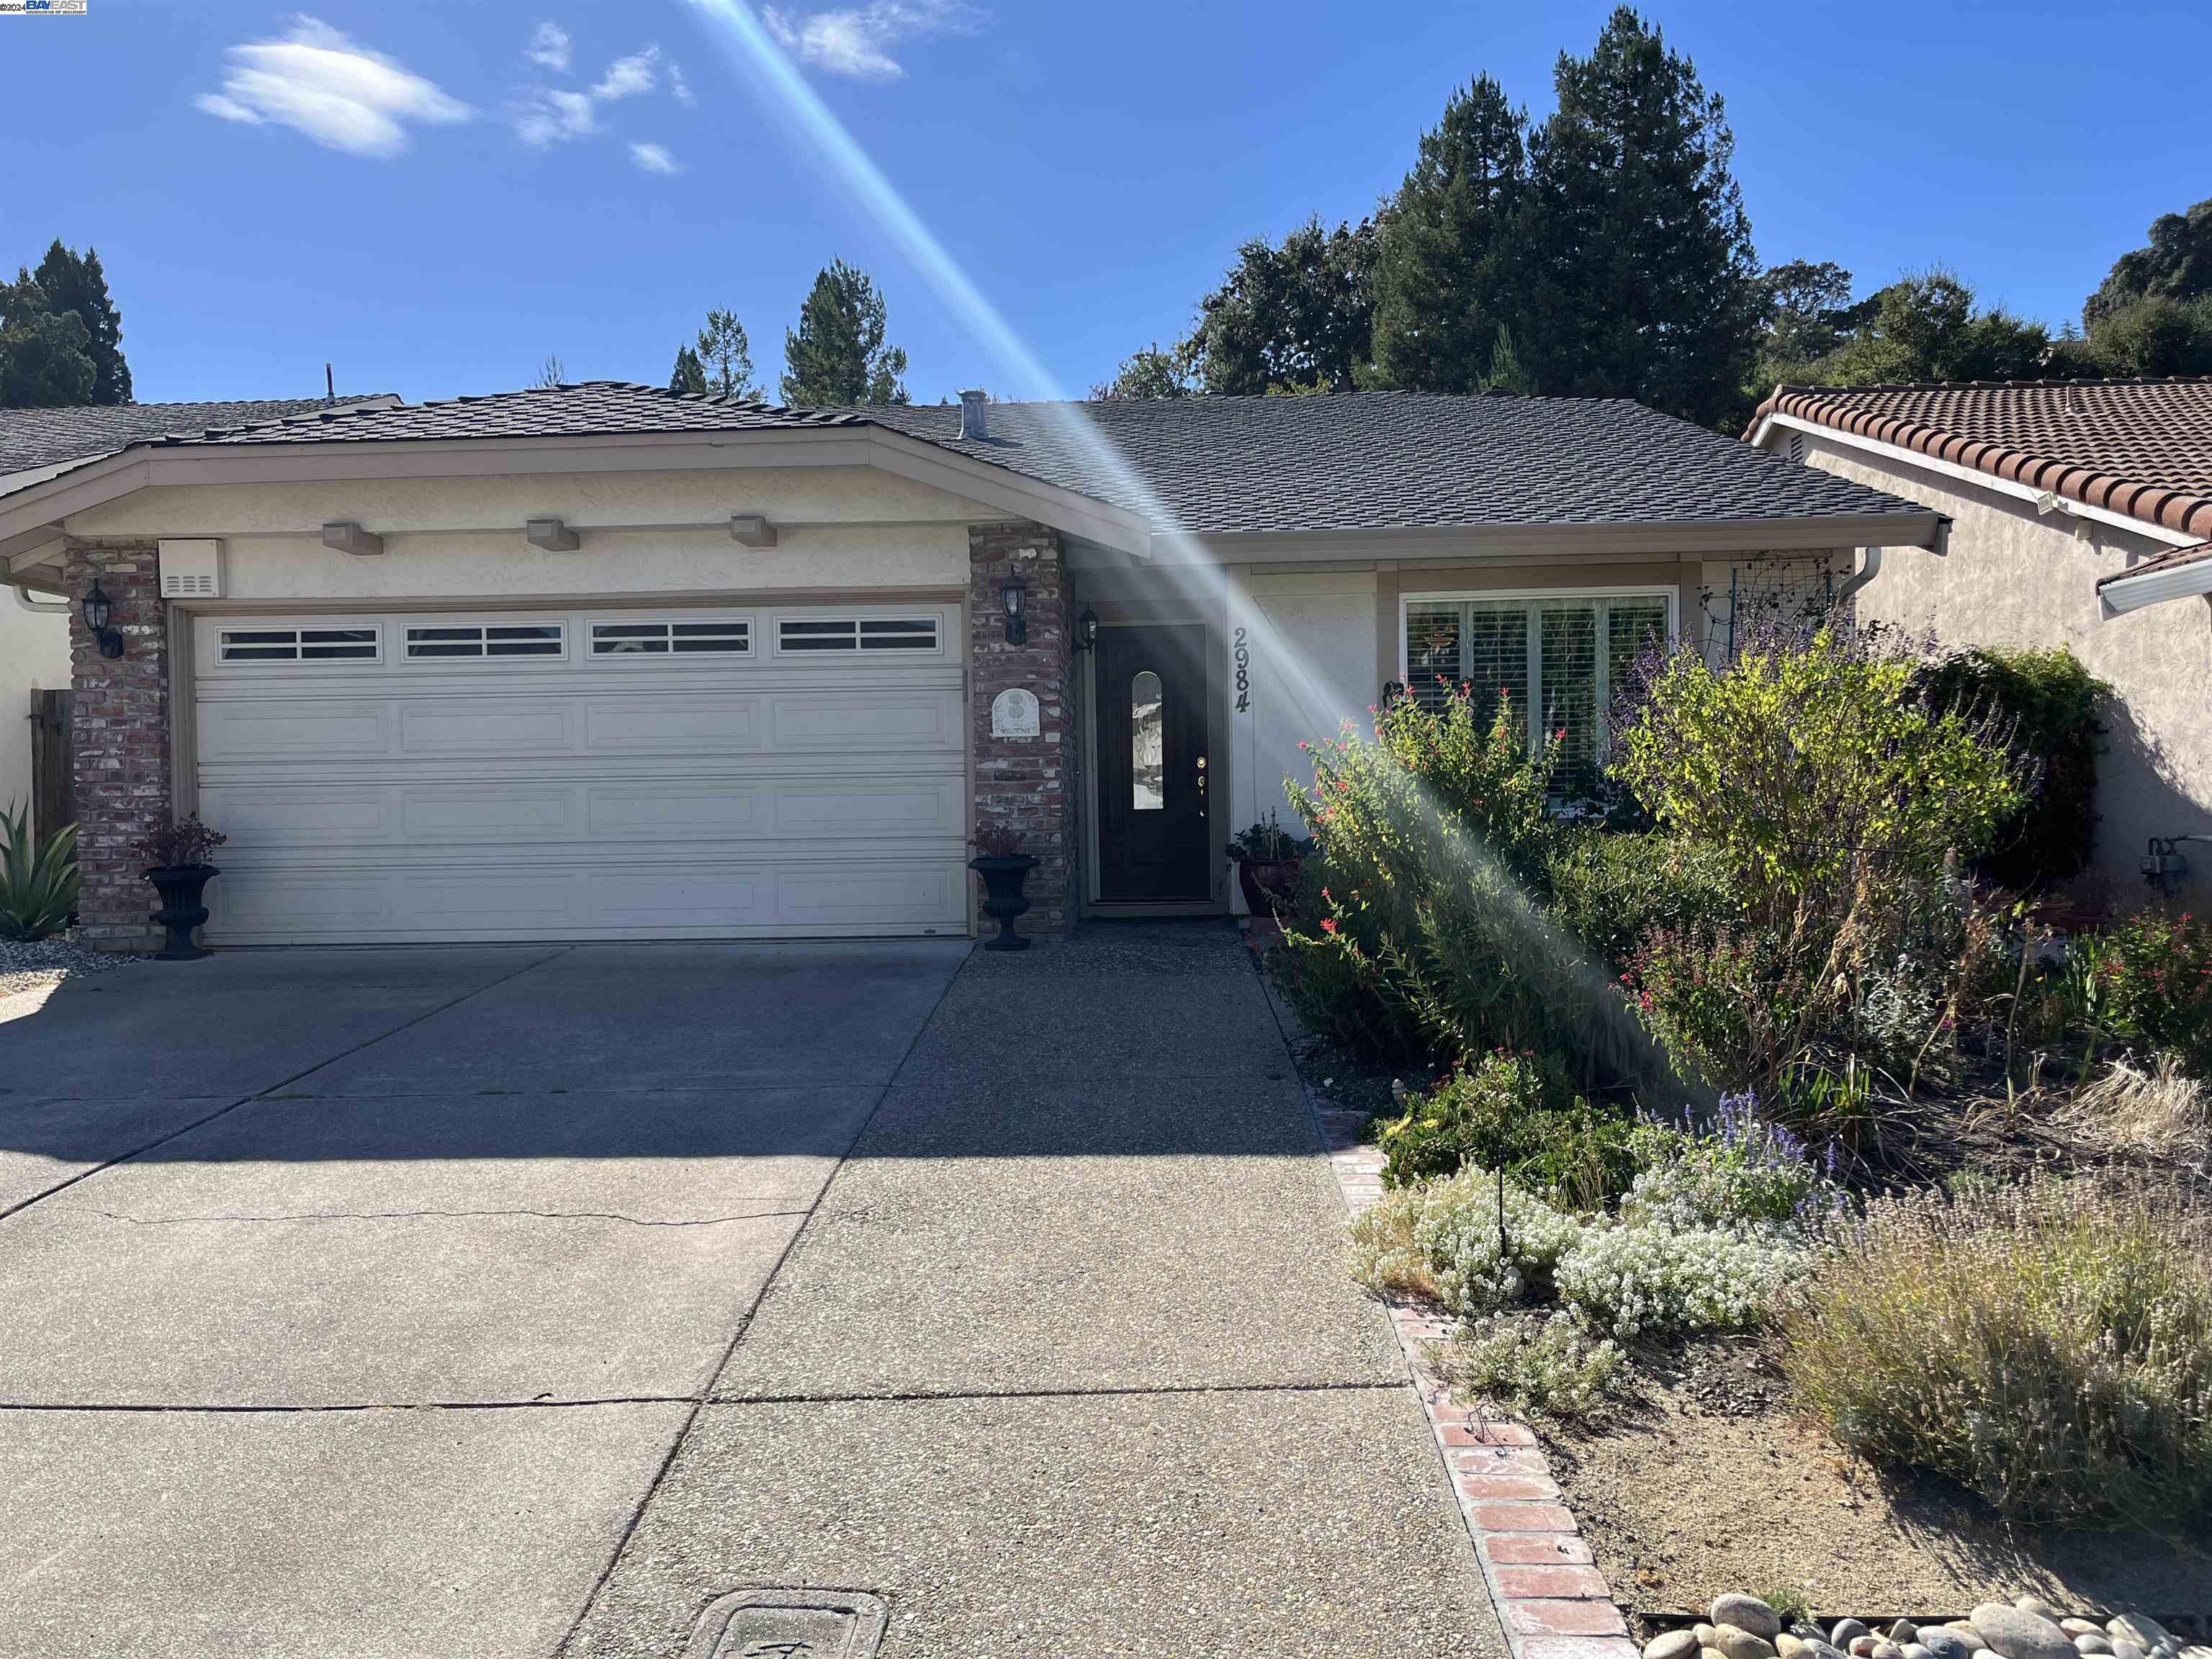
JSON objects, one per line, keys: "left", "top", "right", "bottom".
{"left": 696, "top": 308, "right": 760, "bottom": 399}
{"left": 1368, "top": 76, "right": 1529, "bottom": 394}
{"left": 29, "top": 240, "right": 129, "bottom": 404}
{"left": 668, "top": 344, "right": 707, "bottom": 395}
{"left": 0, "top": 269, "right": 96, "bottom": 408}
{"left": 1517, "top": 8, "right": 1760, "bottom": 427}
{"left": 1478, "top": 323, "right": 1532, "bottom": 395}
{"left": 780, "top": 261, "right": 908, "bottom": 406}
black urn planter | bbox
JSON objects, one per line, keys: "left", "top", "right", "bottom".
{"left": 144, "top": 863, "right": 218, "bottom": 961}
{"left": 968, "top": 853, "right": 1038, "bottom": 951}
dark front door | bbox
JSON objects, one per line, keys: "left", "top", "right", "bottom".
{"left": 1096, "top": 621, "right": 1211, "bottom": 902}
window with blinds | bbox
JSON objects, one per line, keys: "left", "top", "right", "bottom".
{"left": 1403, "top": 593, "right": 1671, "bottom": 791}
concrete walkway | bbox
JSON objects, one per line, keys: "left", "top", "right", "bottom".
{"left": 0, "top": 927, "right": 1504, "bottom": 1658}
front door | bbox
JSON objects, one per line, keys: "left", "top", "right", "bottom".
{"left": 1095, "top": 621, "right": 1211, "bottom": 902}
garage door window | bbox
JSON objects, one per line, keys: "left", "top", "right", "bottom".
{"left": 218, "top": 626, "right": 380, "bottom": 664}
{"left": 777, "top": 616, "right": 940, "bottom": 654}
{"left": 404, "top": 623, "right": 566, "bottom": 660}
{"left": 589, "top": 619, "right": 752, "bottom": 657}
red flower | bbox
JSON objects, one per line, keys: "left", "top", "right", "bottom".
{"left": 1320, "top": 917, "right": 1338, "bottom": 935}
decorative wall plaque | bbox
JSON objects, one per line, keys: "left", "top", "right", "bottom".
{"left": 989, "top": 686, "right": 1040, "bottom": 738}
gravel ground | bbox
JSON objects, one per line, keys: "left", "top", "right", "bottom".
{"left": 0, "top": 936, "right": 140, "bottom": 998}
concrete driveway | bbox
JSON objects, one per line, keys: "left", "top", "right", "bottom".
{"left": 0, "top": 929, "right": 1502, "bottom": 1658}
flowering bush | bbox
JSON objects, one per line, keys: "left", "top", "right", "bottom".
{"left": 1545, "top": 827, "right": 1740, "bottom": 969}
{"left": 2076, "top": 909, "right": 2212, "bottom": 1079}
{"left": 1623, "top": 1093, "right": 1843, "bottom": 1237}
{"left": 1781, "top": 1174, "right": 2212, "bottom": 1527}
{"left": 1411, "top": 1166, "right": 1586, "bottom": 1316}
{"left": 1440, "top": 1311, "right": 1624, "bottom": 1419}
{"left": 1555, "top": 1217, "right": 1808, "bottom": 1340}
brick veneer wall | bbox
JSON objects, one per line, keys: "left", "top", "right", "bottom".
{"left": 65, "top": 538, "right": 170, "bottom": 949}
{"left": 968, "top": 521, "right": 1078, "bottom": 933}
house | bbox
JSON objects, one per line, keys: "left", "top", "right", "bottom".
{"left": 1747, "top": 376, "right": 2212, "bottom": 902}
{"left": 0, "top": 382, "right": 1937, "bottom": 948}
{"left": 0, "top": 396, "right": 397, "bottom": 842}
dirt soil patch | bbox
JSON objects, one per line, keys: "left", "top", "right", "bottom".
{"left": 1544, "top": 1334, "right": 2212, "bottom": 1622}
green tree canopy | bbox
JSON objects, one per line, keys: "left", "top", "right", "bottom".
{"left": 1089, "top": 341, "right": 1194, "bottom": 400}
{"left": 780, "top": 260, "right": 909, "bottom": 406}
{"left": 696, "top": 307, "right": 761, "bottom": 400}
{"left": 28, "top": 241, "right": 128, "bottom": 405}
{"left": 0, "top": 271, "right": 96, "bottom": 408}
{"left": 668, "top": 343, "right": 708, "bottom": 395}
{"left": 1368, "top": 74, "right": 1529, "bottom": 395}
{"left": 1188, "top": 215, "right": 1378, "bottom": 395}
{"left": 2085, "top": 197, "right": 2212, "bottom": 326}
{"left": 1801, "top": 269, "right": 2047, "bottom": 386}
{"left": 1516, "top": 8, "right": 1762, "bottom": 427}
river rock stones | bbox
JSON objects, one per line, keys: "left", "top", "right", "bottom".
{"left": 1714, "top": 1599, "right": 1785, "bottom": 1644}
{"left": 1715, "top": 1624, "right": 1779, "bottom": 1659}
{"left": 2107, "top": 1622, "right": 2172, "bottom": 1654}
{"left": 1832, "top": 1624, "right": 1870, "bottom": 1650}
{"left": 1972, "top": 1604, "right": 2077, "bottom": 1659}
{"left": 1647, "top": 1631, "right": 1701, "bottom": 1659}
{"left": 1921, "top": 1629, "right": 1974, "bottom": 1659}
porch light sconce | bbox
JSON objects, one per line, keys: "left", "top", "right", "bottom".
{"left": 729, "top": 513, "right": 778, "bottom": 548}
{"left": 1002, "top": 571, "right": 1029, "bottom": 645}
{"left": 81, "top": 580, "right": 125, "bottom": 659}
{"left": 525, "top": 516, "right": 580, "bottom": 552}
{"left": 1075, "top": 606, "right": 1100, "bottom": 652}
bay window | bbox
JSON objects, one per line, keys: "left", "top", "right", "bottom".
{"left": 1401, "top": 590, "right": 1674, "bottom": 791}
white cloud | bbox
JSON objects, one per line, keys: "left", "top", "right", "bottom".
{"left": 513, "top": 86, "right": 598, "bottom": 148}
{"left": 667, "top": 60, "right": 694, "bottom": 105}
{"left": 592, "top": 44, "right": 660, "bottom": 100}
{"left": 525, "top": 21, "right": 571, "bottom": 71}
{"left": 760, "top": 0, "right": 983, "bottom": 81}
{"left": 629, "top": 142, "right": 681, "bottom": 175}
{"left": 195, "top": 17, "right": 471, "bottom": 158}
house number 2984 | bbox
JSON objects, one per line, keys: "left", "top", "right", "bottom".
{"left": 1232, "top": 626, "right": 1251, "bottom": 713}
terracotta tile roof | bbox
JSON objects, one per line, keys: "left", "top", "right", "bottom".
{"left": 2096, "top": 538, "right": 2212, "bottom": 590}
{"left": 138, "top": 381, "right": 1932, "bottom": 538}
{"left": 1749, "top": 376, "right": 2212, "bottom": 540}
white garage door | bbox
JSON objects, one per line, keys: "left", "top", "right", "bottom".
{"left": 191, "top": 603, "right": 969, "bottom": 944}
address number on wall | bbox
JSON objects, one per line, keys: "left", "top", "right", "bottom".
{"left": 1233, "top": 625, "right": 1251, "bottom": 713}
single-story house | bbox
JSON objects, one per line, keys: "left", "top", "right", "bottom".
{"left": 1, "top": 382, "right": 1937, "bottom": 949}
{"left": 1, "top": 396, "right": 397, "bottom": 842}
{"left": 1747, "top": 376, "right": 2212, "bottom": 902}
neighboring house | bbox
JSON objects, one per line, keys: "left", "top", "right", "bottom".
{"left": 0, "top": 382, "right": 1936, "bottom": 948}
{"left": 0, "top": 396, "right": 398, "bottom": 841}
{"left": 1747, "top": 376, "right": 2212, "bottom": 903}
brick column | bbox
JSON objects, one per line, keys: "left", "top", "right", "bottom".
{"left": 968, "top": 521, "right": 1078, "bottom": 934}
{"left": 65, "top": 537, "right": 170, "bottom": 950}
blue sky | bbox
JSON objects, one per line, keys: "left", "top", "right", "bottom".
{"left": 7, "top": 1, "right": 2208, "bottom": 407}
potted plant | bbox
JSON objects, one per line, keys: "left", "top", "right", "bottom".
{"left": 136, "top": 813, "right": 227, "bottom": 962}
{"left": 968, "top": 823, "right": 1038, "bottom": 952}
{"left": 1226, "top": 813, "right": 1311, "bottom": 919}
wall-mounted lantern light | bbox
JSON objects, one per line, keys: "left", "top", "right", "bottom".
{"left": 1002, "top": 571, "right": 1029, "bottom": 645}
{"left": 81, "top": 580, "right": 124, "bottom": 659}
{"left": 1075, "top": 606, "right": 1100, "bottom": 652}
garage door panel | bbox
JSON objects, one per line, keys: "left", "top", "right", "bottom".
{"left": 193, "top": 606, "right": 971, "bottom": 943}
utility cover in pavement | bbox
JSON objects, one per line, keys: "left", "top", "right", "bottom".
{"left": 682, "top": 1588, "right": 889, "bottom": 1658}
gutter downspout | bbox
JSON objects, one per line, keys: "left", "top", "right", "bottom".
{"left": 1835, "top": 546, "right": 1882, "bottom": 607}
{"left": 11, "top": 583, "right": 69, "bottom": 615}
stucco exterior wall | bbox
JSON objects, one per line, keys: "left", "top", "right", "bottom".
{"left": 59, "top": 467, "right": 987, "bottom": 602}
{"left": 0, "top": 597, "right": 70, "bottom": 824}
{"left": 1792, "top": 433, "right": 2211, "bottom": 903}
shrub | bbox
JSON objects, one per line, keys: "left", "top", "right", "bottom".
{"left": 1545, "top": 827, "right": 1740, "bottom": 968}
{"left": 1347, "top": 1184, "right": 1446, "bottom": 1303}
{"left": 2077, "top": 909, "right": 2212, "bottom": 1079}
{"left": 1781, "top": 1174, "right": 2212, "bottom": 1527}
{"left": 1439, "top": 1312, "right": 1624, "bottom": 1419}
{"left": 1623, "top": 1093, "right": 1842, "bottom": 1236}
{"left": 1555, "top": 1218, "right": 1807, "bottom": 1340}
{"left": 1411, "top": 1166, "right": 1586, "bottom": 1316}
{"left": 2057, "top": 1056, "right": 2208, "bottom": 1169}
{"left": 135, "top": 812, "right": 226, "bottom": 868}
{"left": 0, "top": 801, "right": 77, "bottom": 943}
{"left": 1375, "top": 1051, "right": 1638, "bottom": 1205}
{"left": 1915, "top": 647, "right": 2105, "bottom": 892}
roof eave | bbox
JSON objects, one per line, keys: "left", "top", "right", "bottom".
{"left": 2100, "top": 550, "right": 2212, "bottom": 616}
{"left": 1156, "top": 511, "right": 1943, "bottom": 565}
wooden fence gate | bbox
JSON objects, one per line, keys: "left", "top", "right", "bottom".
{"left": 30, "top": 689, "right": 72, "bottom": 842}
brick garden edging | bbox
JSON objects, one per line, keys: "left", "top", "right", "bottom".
{"left": 1310, "top": 1092, "right": 1639, "bottom": 1659}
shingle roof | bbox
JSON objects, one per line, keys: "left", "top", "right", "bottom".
{"left": 2097, "top": 538, "right": 2212, "bottom": 590}
{"left": 0, "top": 395, "right": 397, "bottom": 479}
{"left": 1750, "top": 377, "right": 2212, "bottom": 541}
{"left": 124, "top": 381, "right": 1925, "bottom": 538}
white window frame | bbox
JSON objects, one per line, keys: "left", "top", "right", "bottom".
{"left": 584, "top": 615, "right": 755, "bottom": 660}
{"left": 1398, "top": 585, "right": 1678, "bottom": 765}
{"left": 400, "top": 619, "right": 570, "bottom": 664}
{"left": 215, "top": 623, "right": 384, "bottom": 666}
{"left": 770, "top": 611, "right": 946, "bottom": 659}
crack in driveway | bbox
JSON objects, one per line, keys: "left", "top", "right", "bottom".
{"left": 71, "top": 1205, "right": 813, "bottom": 1228}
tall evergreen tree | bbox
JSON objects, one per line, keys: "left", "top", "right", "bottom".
{"left": 1368, "top": 76, "right": 1529, "bottom": 394}
{"left": 780, "top": 261, "right": 909, "bottom": 406}
{"left": 668, "top": 344, "right": 708, "bottom": 395}
{"left": 29, "top": 240, "right": 129, "bottom": 404}
{"left": 0, "top": 270, "right": 96, "bottom": 408}
{"left": 1190, "top": 217, "right": 1378, "bottom": 395}
{"left": 696, "top": 307, "right": 761, "bottom": 399}
{"left": 1517, "top": 8, "right": 1760, "bottom": 426}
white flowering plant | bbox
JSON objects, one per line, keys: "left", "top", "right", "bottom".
{"left": 1440, "top": 1312, "right": 1624, "bottom": 1419}
{"left": 1555, "top": 1217, "right": 1809, "bottom": 1341}
{"left": 1413, "top": 1166, "right": 1586, "bottom": 1315}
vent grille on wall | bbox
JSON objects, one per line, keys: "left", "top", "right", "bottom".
{"left": 1786, "top": 432, "right": 1807, "bottom": 465}
{"left": 158, "top": 539, "right": 225, "bottom": 599}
